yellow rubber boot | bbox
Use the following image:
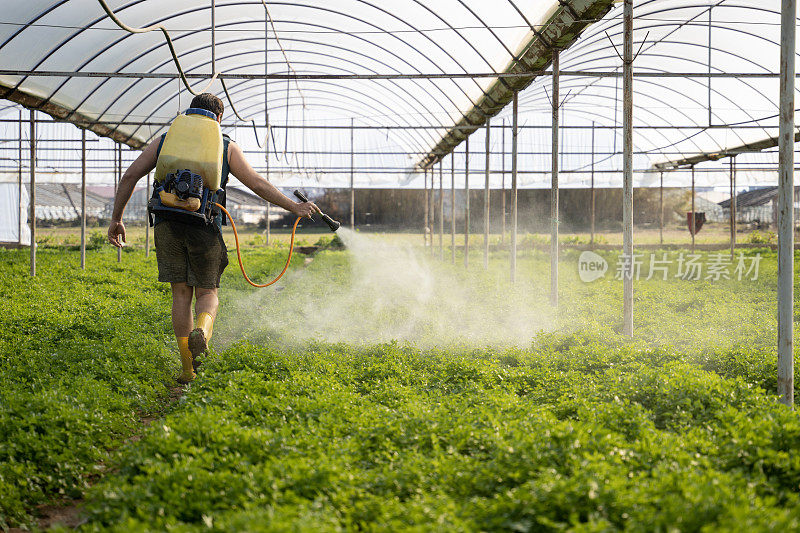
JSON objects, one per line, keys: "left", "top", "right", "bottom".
{"left": 188, "top": 312, "right": 214, "bottom": 371}
{"left": 176, "top": 336, "right": 195, "bottom": 384}
{"left": 196, "top": 312, "right": 214, "bottom": 342}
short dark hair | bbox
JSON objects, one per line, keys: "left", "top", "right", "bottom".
{"left": 190, "top": 93, "right": 224, "bottom": 118}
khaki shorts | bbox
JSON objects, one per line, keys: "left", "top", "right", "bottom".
{"left": 154, "top": 220, "right": 228, "bottom": 288}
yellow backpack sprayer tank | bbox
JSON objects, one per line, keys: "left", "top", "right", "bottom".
{"left": 149, "top": 108, "right": 225, "bottom": 225}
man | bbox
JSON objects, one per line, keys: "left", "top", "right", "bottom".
{"left": 107, "top": 93, "right": 319, "bottom": 384}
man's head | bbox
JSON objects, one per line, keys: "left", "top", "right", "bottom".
{"left": 190, "top": 93, "right": 224, "bottom": 122}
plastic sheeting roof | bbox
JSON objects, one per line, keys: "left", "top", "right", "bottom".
{"left": 0, "top": 0, "right": 798, "bottom": 190}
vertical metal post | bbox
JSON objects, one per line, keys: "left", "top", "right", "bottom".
{"left": 451, "top": 155, "right": 456, "bottom": 264}
{"left": 439, "top": 159, "right": 444, "bottom": 259}
{"left": 423, "top": 168, "right": 429, "bottom": 246}
{"left": 81, "top": 129, "right": 87, "bottom": 269}
{"left": 265, "top": 14, "right": 270, "bottom": 246}
{"left": 429, "top": 160, "right": 435, "bottom": 256}
{"left": 731, "top": 157, "right": 736, "bottom": 255}
{"left": 729, "top": 158, "right": 735, "bottom": 257}
{"left": 350, "top": 117, "right": 355, "bottom": 230}
{"left": 691, "top": 165, "right": 696, "bottom": 253}
{"left": 659, "top": 171, "right": 664, "bottom": 246}
{"left": 591, "top": 121, "right": 596, "bottom": 246}
{"left": 484, "top": 118, "right": 491, "bottom": 270}
{"left": 622, "top": 0, "right": 634, "bottom": 336}
{"left": 707, "top": 6, "right": 713, "bottom": 127}
{"left": 265, "top": 149, "right": 271, "bottom": 245}
{"left": 501, "top": 118, "right": 506, "bottom": 244}
{"left": 17, "top": 109, "right": 22, "bottom": 245}
{"left": 464, "top": 136, "right": 470, "bottom": 268}
{"left": 116, "top": 143, "right": 122, "bottom": 262}
{"left": 211, "top": 0, "right": 216, "bottom": 71}
{"left": 551, "top": 49, "right": 560, "bottom": 307}
{"left": 778, "top": 0, "right": 795, "bottom": 408}
{"left": 145, "top": 173, "right": 150, "bottom": 257}
{"left": 29, "top": 109, "right": 35, "bottom": 277}
{"left": 511, "top": 91, "right": 519, "bottom": 284}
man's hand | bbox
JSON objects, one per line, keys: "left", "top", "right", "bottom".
{"left": 108, "top": 221, "right": 126, "bottom": 248}
{"left": 291, "top": 201, "right": 321, "bottom": 219}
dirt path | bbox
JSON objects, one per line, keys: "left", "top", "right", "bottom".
{"left": 9, "top": 385, "right": 186, "bottom": 531}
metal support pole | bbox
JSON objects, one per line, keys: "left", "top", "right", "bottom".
{"left": 264, "top": 13, "right": 270, "bottom": 246}
{"left": 17, "top": 109, "right": 22, "bottom": 245}
{"left": 29, "top": 109, "right": 35, "bottom": 277}
{"left": 732, "top": 157, "right": 737, "bottom": 254}
{"left": 707, "top": 6, "right": 713, "bottom": 127}
{"left": 350, "top": 117, "right": 355, "bottom": 230}
{"left": 501, "top": 118, "right": 506, "bottom": 245}
{"left": 691, "top": 165, "right": 696, "bottom": 253}
{"left": 145, "top": 173, "right": 150, "bottom": 257}
{"left": 464, "top": 136, "right": 470, "bottom": 268}
{"left": 81, "top": 129, "right": 86, "bottom": 269}
{"left": 484, "top": 118, "right": 491, "bottom": 270}
{"left": 439, "top": 160, "right": 444, "bottom": 259}
{"left": 116, "top": 143, "right": 122, "bottom": 262}
{"left": 430, "top": 160, "right": 435, "bottom": 256}
{"left": 622, "top": 0, "right": 634, "bottom": 336}
{"left": 551, "top": 49, "right": 560, "bottom": 306}
{"left": 659, "top": 171, "right": 664, "bottom": 246}
{"left": 211, "top": 0, "right": 216, "bottom": 71}
{"left": 777, "top": 0, "right": 795, "bottom": 408}
{"left": 591, "top": 121, "right": 596, "bottom": 246}
{"left": 511, "top": 91, "right": 519, "bottom": 284}
{"left": 451, "top": 155, "right": 455, "bottom": 264}
{"left": 424, "top": 168, "right": 429, "bottom": 247}
{"left": 729, "top": 158, "right": 735, "bottom": 257}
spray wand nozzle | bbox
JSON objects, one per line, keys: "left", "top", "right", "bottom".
{"left": 293, "top": 190, "right": 341, "bottom": 232}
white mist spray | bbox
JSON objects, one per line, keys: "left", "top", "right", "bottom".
{"left": 219, "top": 229, "right": 553, "bottom": 349}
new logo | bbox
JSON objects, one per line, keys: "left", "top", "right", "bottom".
{"left": 578, "top": 251, "right": 608, "bottom": 282}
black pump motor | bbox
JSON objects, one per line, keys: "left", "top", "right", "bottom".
{"left": 167, "top": 169, "right": 204, "bottom": 201}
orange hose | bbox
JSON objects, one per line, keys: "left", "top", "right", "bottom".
{"left": 214, "top": 202, "right": 301, "bottom": 288}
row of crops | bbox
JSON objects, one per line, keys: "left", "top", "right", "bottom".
{"left": 1, "top": 244, "right": 799, "bottom": 530}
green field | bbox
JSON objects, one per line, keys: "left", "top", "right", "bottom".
{"left": 1, "top": 236, "right": 799, "bottom": 531}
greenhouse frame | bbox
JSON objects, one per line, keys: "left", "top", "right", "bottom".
{"left": 0, "top": 0, "right": 797, "bottom": 406}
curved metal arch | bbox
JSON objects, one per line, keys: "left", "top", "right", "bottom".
{"left": 551, "top": 1, "right": 795, "bottom": 147}
{"left": 216, "top": 99, "right": 424, "bottom": 176}
{"left": 196, "top": 76, "right": 437, "bottom": 154}
{"left": 61, "top": 30, "right": 457, "bottom": 129}
{"left": 57, "top": 0, "right": 488, "bottom": 120}
{"left": 96, "top": 41, "right": 451, "bottom": 148}
{"left": 520, "top": 70, "right": 747, "bottom": 163}
{"left": 174, "top": 41, "right": 456, "bottom": 131}
{"left": 559, "top": 39, "right": 780, "bottom": 145}
{"left": 266, "top": 0, "right": 489, "bottom": 109}
{"left": 517, "top": 87, "right": 694, "bottom": 163}
{"left": 56, "top": 9, "right": 477, "bottom": 141}
{"left": 561, "top": 18, "right": 784, "bottom": 110}
{"left": 554, "top": 50, "right": 774, "bottom": 146}
{"left": 66, "top": 22, "right": 460, "bottom": 137}
{"left": 6, "top": 0, "right": 481, "bottom": 128}
{"left": 0, "top": 1, "right": 70, "bottom": 52}
{"left": 578, "top": 17, "right": 789, "bottom": 109}
{"left": 225, "top": 97, "right": 426, "bottom": 175}
{"left": 132, "top": 67, "right": 435, "bottom": 154}
{"left": 115, "top": 51, "right": 445, "bottom": 151}
{"left": 509, "top": 14, "right": 787, "bottom": 163}
{"left": 560, "top": 76, "right": 744, "bottom": 157}
{"left": 224, "top": 83, "right": 433, "bottom": 157}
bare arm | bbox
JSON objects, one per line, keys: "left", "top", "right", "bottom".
{"left": 227, "top": 142, "right": 319, "bottom": 217}
{"left": 107, "top": 139, "right": 159, "bottom": 246}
